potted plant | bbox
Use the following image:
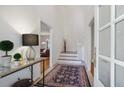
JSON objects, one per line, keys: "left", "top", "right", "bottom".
{"left": 13, "top": 53, "right": 22, "bottom": 61}
{"left": 0, "top": 40, "right": 14, "bottom": 67}
{"left": 13, "top": 53, "right": 22, "bottom": 66}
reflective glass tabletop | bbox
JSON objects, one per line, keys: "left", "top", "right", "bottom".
{"left": 0, "top": 58, "right": 45, "bottom": 78}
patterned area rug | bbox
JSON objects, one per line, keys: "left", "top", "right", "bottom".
{"left": 36, "top": 64, "right": 91, "bottom": 87}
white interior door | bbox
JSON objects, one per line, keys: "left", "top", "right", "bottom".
{"left": 95, "top": 5, "right": 124, "bottom": 87}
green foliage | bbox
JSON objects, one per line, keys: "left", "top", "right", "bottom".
{"left": 13, "top": 53, "right": 22, "bottom": 61}
{"left": 0, "top": 40, "right": 14, "bottom": 56}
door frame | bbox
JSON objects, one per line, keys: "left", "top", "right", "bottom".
{"left": 39, "top": 21, "right": 53, "bottom": 69}
{"left": 94, "top": 5, "right": 105, "bottom": 87}
{"left": 89, "top": 17, "right": 95, "bottom": 77}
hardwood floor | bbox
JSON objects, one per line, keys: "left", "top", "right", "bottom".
{"left": 40, "top": 57, "right": 49, "bottom": 73}
{"left": 89, "top": 63, "right": 94, "bottom": 86}
{"left": 91, "top": 63, "right": 94, "bottom": 76}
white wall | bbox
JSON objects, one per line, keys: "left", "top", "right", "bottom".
{"left": 58, "top": 6, "right": 94, "bottom": 70}
{"left": 33, "top": 6, "right": 64, "bottom": 65}
{"left": 0, "top": 5, "right": 64, "bottom": 86}
{"left": 0, "top": 6, "right": 40, "bottom": 87}
{"left": 82, "top": 6, "right": 94, "bottom": 70}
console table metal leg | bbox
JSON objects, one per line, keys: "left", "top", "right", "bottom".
{"left": 43, "top": 60, "right": 45, "bottom": 87}
{"left": 31, "top": 65, "right": 33, "bottom": 82}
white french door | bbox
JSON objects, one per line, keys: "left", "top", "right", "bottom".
{"left": 95, "top": 5, "right": 124, "bottom": 87}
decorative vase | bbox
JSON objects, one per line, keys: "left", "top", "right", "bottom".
{"left": 26, "top": 46, "right": 36, "bottom": 60}
{"left": 1, "top": 56, "right": 11, "bottom": 67}
{"left": 10, "top": 61, "right": 20, "bottom": 68}
{"left": 14, "top": 61, "right": 19, "bottom": 66}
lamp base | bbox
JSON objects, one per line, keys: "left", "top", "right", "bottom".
{"left": 26, "top": 46, "right": 36, "bottom": 61}
{"left": 27, "top": 58, "right": 35, "bottom": 61}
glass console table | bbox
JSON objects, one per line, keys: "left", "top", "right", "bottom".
{"left": 0, "top": 58, "right": 46, "bottom": 87}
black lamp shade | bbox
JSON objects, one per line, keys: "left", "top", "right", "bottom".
{"left": 22, "top": 34, "right": 39, "bottom": 46}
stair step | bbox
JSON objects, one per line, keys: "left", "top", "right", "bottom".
{"left": 58, "top": 59, "right": 83, "bottom": 65}
{"left": 58, "top": 59, "right": 82, "bottom": 62}
{"left": 60, "top": 53, "right": 78, "bottom": 57}
{"left": 58, "top": 56, "right": 79, "bottom": 60}
{"left": 59, "top": 55, "right": 77, "bottom": 57}
{"left": 61, "top": 51, "right": 77, "bottom": 54}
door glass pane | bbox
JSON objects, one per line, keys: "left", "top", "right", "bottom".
{"left": 99, "top": 58, "right": 110, "bottom": 87}
{"left": 116, "top": 5, "right": 124, "bottom": 18}
{"left": 99, "top": 27, "right": 111, "bottom": 57}
{"left": 99, "top": 5, "right": 111, "bottom": 28}
{"left": 115, "top": 20, "right": 124, "bottom": 61}
{"left": 115, "top": 64, "right": 124, "bottom": 87}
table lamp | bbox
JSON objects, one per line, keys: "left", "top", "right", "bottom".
{"left": 22, "top": 34, "right": 39, "bottom": 60}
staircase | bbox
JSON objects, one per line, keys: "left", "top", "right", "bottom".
{"left": 58, "top": 51, "right": 83, "bottom": 65}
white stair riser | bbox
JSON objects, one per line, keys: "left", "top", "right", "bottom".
{"left": 58, "top": 61, "right": 83, "bottom": 65}
{"left": 60, "top": 53, "right": 78, "bottom": 57}
{"left": 58, "top": 57, "right": 79, "bottom": 60}
{"left": 58, "top": 60, "right": 82, "bottom": 64}
{"left": 58, "top": 62, "right": 82, "bottom": 65}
